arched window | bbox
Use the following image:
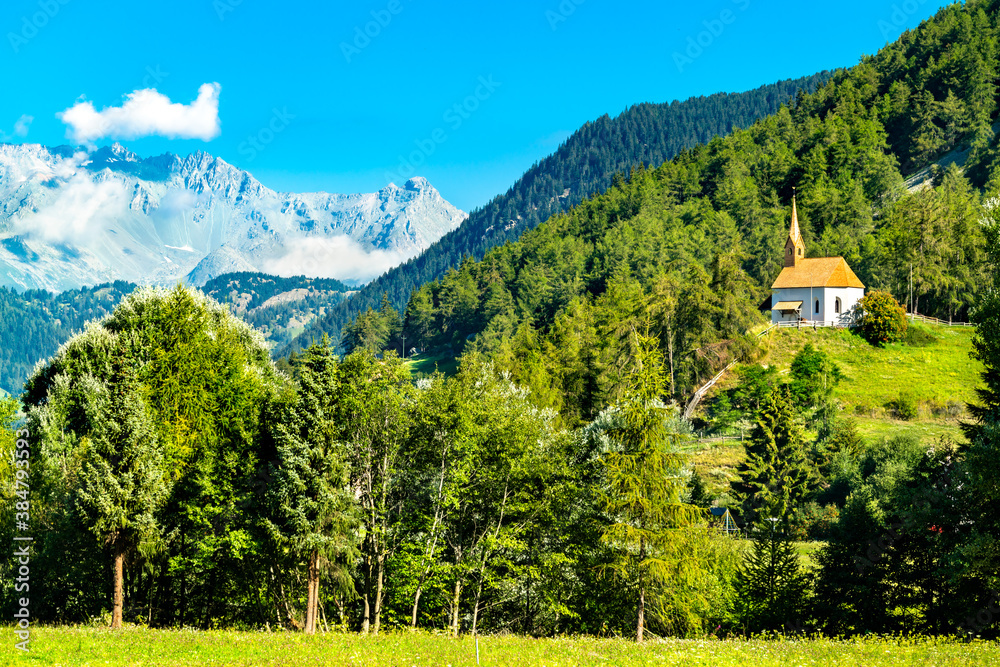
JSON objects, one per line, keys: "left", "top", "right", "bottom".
{"left": 815, "top": 299, "right": 820, "bottom": 315}
{"left": 788, "top": 248, "right": 793, "bottom": 256}
{"left": 835, "top": 298, "right": 842, "bottom": 314}
{"left": 798, "top": 248, "right": 803, "bottom": 256}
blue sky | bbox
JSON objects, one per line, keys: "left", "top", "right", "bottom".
{"left": 0, "top": 0, "right": 952, "bottom": 212}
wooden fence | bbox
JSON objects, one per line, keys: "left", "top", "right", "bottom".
{"left": 908, "top": 313, "right": 973, "bottom": 327}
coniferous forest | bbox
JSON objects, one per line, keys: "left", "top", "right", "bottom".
{"left": 4, "top": 0, "right": 1000, "bottom": 647}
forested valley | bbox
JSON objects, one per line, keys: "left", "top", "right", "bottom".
{"left": 2, "top": 0, "right": 1000, "bottom": 643}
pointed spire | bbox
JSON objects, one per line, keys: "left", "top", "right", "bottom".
{"left": 789, "top": 188, "right": 801, "bottom": 243}
{"left": 783, "top": 188, "right": 805, "bottom": 268}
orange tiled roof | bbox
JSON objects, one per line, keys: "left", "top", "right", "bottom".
{"left": 771, "top": 257, "right": 865, "bottom": 289}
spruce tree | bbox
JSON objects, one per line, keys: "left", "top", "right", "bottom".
{"left": 732, "top": 387, "right": 814, "bottom": 525}
{"left": 264, "top": 338, "right": 359, "bottom": 634}
{"left": 961, "top": 217, "right": 1000, "bottom": 597}
{"left": 736, "top": 517, "right": 809, "bottom": 634}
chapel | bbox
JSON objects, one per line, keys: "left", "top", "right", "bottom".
{"left": 769, "top": 196, "right": 865, "bottom": 325}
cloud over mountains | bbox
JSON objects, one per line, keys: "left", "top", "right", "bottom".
{"left": 57, "top": 83, "right": 222, "bottom": 144}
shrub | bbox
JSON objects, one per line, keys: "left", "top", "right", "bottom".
{"left": 886, "top": 392, "right": 919, "bottom": 421}
{"left": 903, "top": 324, "right": 937, "bottom": 347}
{"left": 856, "top": 290, "right": 908, "bottom": 345}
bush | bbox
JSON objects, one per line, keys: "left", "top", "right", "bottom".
{"left": 903, "top": 324, "right": 937, "bottom": 347}
{"left": 886, "top": 392, "right": 919, "bottom": 421}
{"left": 856, "top": 290, "right": 908, "bottom": 345}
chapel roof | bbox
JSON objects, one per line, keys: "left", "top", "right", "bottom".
{"left": 771, "top": 257, "right": 866, "bottom": 290}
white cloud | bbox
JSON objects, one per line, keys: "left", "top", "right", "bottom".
{"left": 0, "top": 114, "right": 33, "bottom": 141}
{"left": 57, "top": 83, "right": 221, "bottom": 144}
{"left": 152, "top": 188, "right": 203, "bottom": 223}
{"left": 11, "top": 152, "right": 131, "bottom": 245}
{"left": 262, "top": 236, "right": 410, "bottom": 284}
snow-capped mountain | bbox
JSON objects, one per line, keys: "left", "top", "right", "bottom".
{"left": 0, "top": 143, "right": 468, "bottom": 291}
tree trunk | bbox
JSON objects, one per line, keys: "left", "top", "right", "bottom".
{"left": 112, "top": 540, "right": 125, "bottom": 629}
{"left": 410, "top": 587, "right": 423, "bottom": 629}
{"left": 305, "top": 550, "right": 319, "bottom": 635}
{"left": 636, "top": 580, "right": 645, "bottom": 643}
{"left": 361, "top": 562, "right": 372, "bottom": 635}
{"left": 667, "top": 318, "right": 676, "bottom": 395}
{"left": 636, "top": 536, "right": 645, "bottom": 643}
{"left": 411, "top": 458, "right": 448, "bottom": 628}
{"left": 450, "top": 578, "right": 462, "bottom": 637}
{"left": 373, "top": 557, "right": 385, "bottom": 635}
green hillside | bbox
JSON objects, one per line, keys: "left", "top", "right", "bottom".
{"left": 338, "top": 0, "right": 999, "bottom": 429}
{"left": 283, "top": 72, "right": 833, "bottom": 357}
{"left": 689, "top": 321, "right": 982, "bottom": 498}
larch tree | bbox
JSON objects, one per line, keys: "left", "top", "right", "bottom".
{"left": 599, "top": 331, "right": 700, "bottom": 642}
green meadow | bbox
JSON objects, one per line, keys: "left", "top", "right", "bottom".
{"left": 4, "top": 628, "right": 997, "bottom": 666}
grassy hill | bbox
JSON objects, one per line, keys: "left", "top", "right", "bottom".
{"left": 690, "top": 320, "right": 981, "bottom": 498}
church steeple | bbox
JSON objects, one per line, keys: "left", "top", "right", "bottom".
{"left": 784, "top": 190, "right": 805, "bottom": 268}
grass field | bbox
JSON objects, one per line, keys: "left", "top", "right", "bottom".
{"left": 759, "top": 322, "right": 981, "bottom": 443}
{"left": 688, "top": 322, "right": 981, "bottom": 498}
{"left": 405, "top": 350, "right": 461, "bottom": 377}
{"left": 4, "top": 628, "right": 998, "bottom": 666}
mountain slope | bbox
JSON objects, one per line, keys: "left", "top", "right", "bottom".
{"left": 0, "top": 272, "right": 357, "bottom": 394}
{"left": 283, "top": 72, "right": 833, "bottom": 355}
{"left": 335, "top": 0, "right": 999, "bottom": 427}
{"left": 0, "top": 144, "right": 467, "bottom": 290}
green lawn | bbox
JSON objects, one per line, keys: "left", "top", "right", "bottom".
{"left": 4, "top": 628, "right": 997, "bottom": 666}
{"left": 716, "top": 322, "right": 981, "bottom": 444}
{"left": 405, "top": 350, "right": 461, "bottom": 377}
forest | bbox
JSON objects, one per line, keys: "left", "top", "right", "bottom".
{"left": 282, "top": 72, "right": 832, "bottom": 357}
{"left": 2, "top": 0, "right": 1000, "bottom": 644}
{"left": 339, "top": 0, "right": 1000, "bottom": 427}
